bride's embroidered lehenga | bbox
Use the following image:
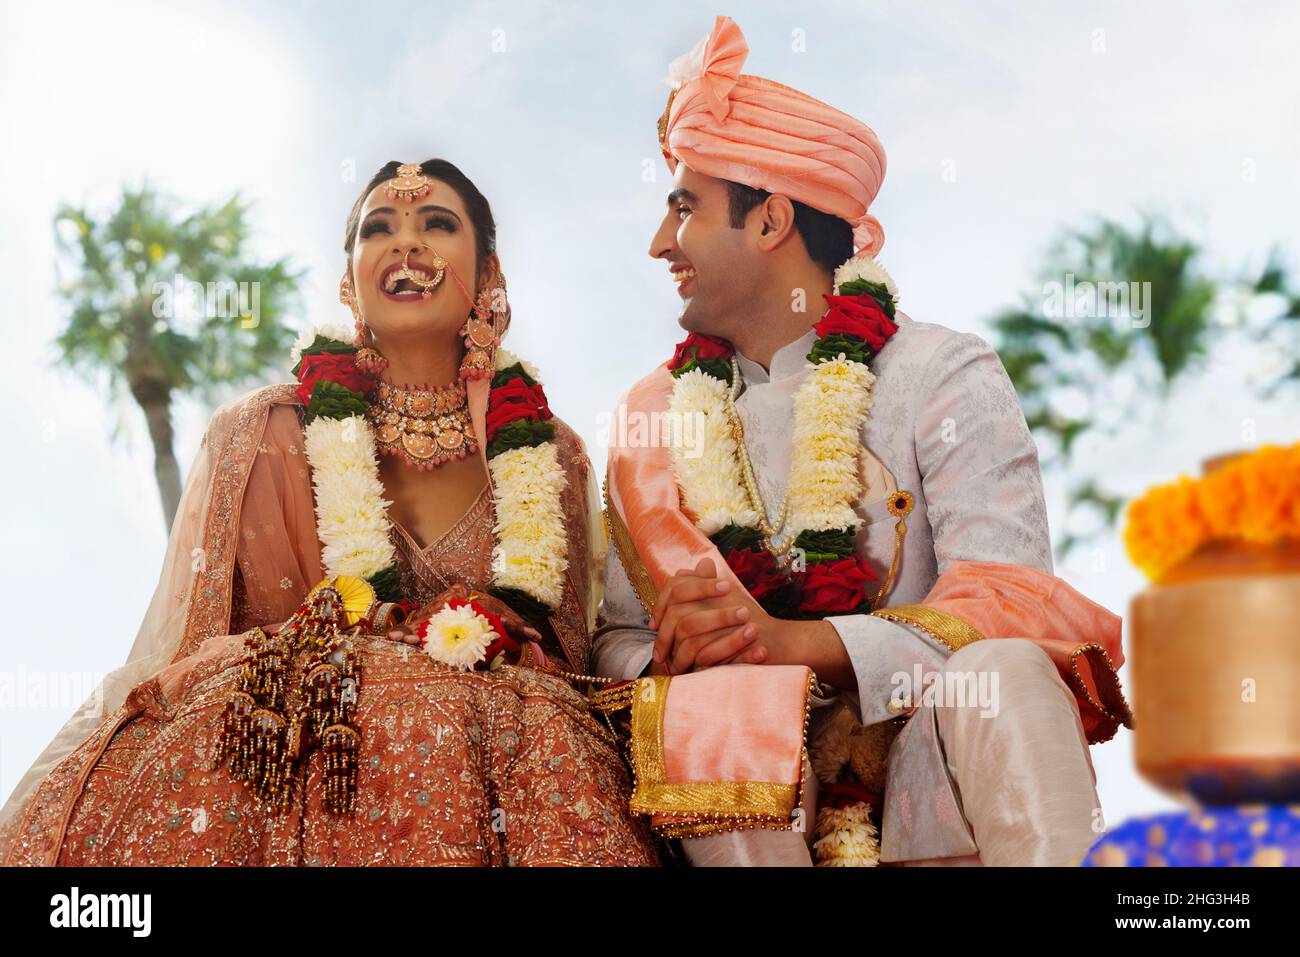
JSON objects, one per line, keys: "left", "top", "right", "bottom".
{"left": 0, "top": 384, "right": 661, "bottom": 866}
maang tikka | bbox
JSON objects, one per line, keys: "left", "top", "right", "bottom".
{"left": 384, "top": 163, "right": 433, "bottom": 203}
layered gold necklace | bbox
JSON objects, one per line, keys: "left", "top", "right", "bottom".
{"left": 368, "top": 379, "right": 477, "bottom": 471}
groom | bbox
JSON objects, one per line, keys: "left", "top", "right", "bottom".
{"left": 593, "top": 16, "right": 1133, "bottom": 866}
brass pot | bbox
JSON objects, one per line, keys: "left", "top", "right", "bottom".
{"left": 1131, "top": 537, "right": 1300, "bottom": 805}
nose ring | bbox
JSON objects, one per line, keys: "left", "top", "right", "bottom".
{"left": 401, "top": 244, "right": 447, "bottom": 292}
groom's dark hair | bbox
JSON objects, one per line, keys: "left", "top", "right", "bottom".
{"left": 724, "top": 180, "right": 854, "bottom": 274}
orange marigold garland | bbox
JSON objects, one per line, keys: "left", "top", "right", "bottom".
{"left": 1123, "top": 443, "right": 1300, "bottom": 582}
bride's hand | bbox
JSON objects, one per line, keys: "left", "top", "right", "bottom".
{"left": 383, "top": 584, "right": 470, "bottom": 645}
{"left": 462, "top": 591, "right": 544, "bottom": 646}
{"left": 383, "top": 585, "right": 543, "bottom": 647}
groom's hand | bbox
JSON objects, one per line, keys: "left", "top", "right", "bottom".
{"left": 649, "top": 557, "right": 767, "bottom": 674}
{"left": 648, "top": 558, "right": 859, "bottom": 688}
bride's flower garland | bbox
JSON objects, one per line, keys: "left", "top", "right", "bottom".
{"left": 290, "top": 327, "right": 568, "bottom": 632}
{"left": 212, "top": 333, "right": 567, "bottom": 815}
{"left": 666, "top": 255, "right": 901, "bottom": 618}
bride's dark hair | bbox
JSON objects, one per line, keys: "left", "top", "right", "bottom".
{"left": 343, "top": 159, "right": 497, "bottom": 276}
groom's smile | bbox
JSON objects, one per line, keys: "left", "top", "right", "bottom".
{"left": 649, "top": 164, "right": 760, "bottom": 340}
{"left": 669, "top": 263, "right": 696, "bottom": 296}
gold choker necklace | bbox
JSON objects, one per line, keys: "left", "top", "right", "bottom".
{"left": 368, "top": 380, "right": 477, "bottom": 471}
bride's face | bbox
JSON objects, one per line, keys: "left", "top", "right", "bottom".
{"left": 349, "top": 176, "right": 480, "bottom": 342}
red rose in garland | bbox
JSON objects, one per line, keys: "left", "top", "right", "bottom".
{"left": 815, "top": 294, "right": 899, "bottom": 353}
{"left": 798, "top": 555, "right": 878, "bottom": 613}
{"left": 668, "top": 331, "right": 733, "bottom": 372}
{"left": 723, "top": 548, "right": 788, "bottom": 603}
{"left": 485, "top": 377, "right": 553, "bottom": 443}
{"left": 294, "top": 352, "right": 378, "bottom": 406}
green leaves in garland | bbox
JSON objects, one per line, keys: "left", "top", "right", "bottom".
{"left": 487, "top": 418, "right": 555, "bottom": 459}
{"left": 366, "top": 565, "right": 403, "bottom": 603}
{"left": 491, "top": 362, "right": 537, "bottom": 389}
{"left": 485, "top": 362, "right": 555, "bottom": 458}
{"left": 838, "top": 278, "right": 897, "bottom": 319}
{"left": 791, "top": 527, "right": 856, "bottom": 563}
{"left": 808, "top": 333, "right": 872, "bottom": 365}
{"left": 304, "top": 379, "right": 369, "bottom": 425}
{"left": 670, "top": 355, "right": 733, "bottom": 383}
{"left": 711, "top": 523, "right": 765, "bottom": 554}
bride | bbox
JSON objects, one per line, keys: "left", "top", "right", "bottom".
{"left": 0, "top": 159, "right": 661, "bottom": 866}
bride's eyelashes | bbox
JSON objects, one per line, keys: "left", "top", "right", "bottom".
{"left": 423, "top": 212, "right": 458, "bottom": 233}
{"left": 359, "top": 214, "right": 459, "bottom": 239}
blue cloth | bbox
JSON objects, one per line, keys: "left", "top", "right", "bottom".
{"left": 1082, "top": 805, "right": 1300, "bottom": 866}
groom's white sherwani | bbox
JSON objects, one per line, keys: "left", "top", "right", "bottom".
{"left": 594, "top": 313, "right": 1107, "bottom": 865}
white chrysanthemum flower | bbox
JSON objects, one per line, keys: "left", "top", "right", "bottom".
{"left": 289, "top": 322, "right": 356, "bottom": 368}
{"left": 667, "top": 369, "right": 758, "bottom": 534}
{"left": 787, "top": 359, "right": 875, "bottom": 533}
{"left": 420, "top": 604, "right": 497, "bottom": 670}
{"left": 489, "top": 443, "right": 569, "bottom": 607}
{"left": 833, "top": 255, "right": 899, "bottom": 299}
{"left": 814, "top": 803, "right": 881, "bottom": 867}
{"left": 303, "top": 414, "right": 396, "bottom": 580}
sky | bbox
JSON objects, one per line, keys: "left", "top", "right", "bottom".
{"left": 2, "top": 0, "right": 1299, "bottom": 835}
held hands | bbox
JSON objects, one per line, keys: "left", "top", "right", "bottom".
{"left": 649, "top": 557, "right": 780, "bottom": 675}
{"left": 648, "top": 557, "right": 856, "bottom": 687}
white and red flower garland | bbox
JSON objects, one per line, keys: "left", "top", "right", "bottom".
{"left": 291, "top": 330, "right": 568, "bottom": 652}
{"left": 416, "top": 597, "right": 521, "bottom": 671}
{"left": 666, "top": 254, "right": 901, "bottom": 619}
{"left": 666, "top": 255, "right": 903, "bottom": 863}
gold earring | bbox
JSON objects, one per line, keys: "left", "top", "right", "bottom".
{"left": 341, "top": 272, "right": 387, "bottom": 376}
{"left": 458, "top": 271, "right": 508, "bottom": 381}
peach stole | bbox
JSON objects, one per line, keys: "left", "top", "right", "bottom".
{"left": 602, "top": 365, "right": 810, "bottom": 832}
{"left": 623, "top": 665, "right": 814, "bottom": 835}
{"left": 607, "top": 364, "right": 1134, "bottom": 746}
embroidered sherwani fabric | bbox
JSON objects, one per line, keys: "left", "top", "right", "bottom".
{"left": 0, "top": 386, "right": 660, "bottom": 867}
{"left": 593, "top": 314, "right": 1105, "bottom": 866}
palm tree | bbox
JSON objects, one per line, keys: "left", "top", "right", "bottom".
{"left": 990, "top": 215, "right": 1300, "bottom": 558}
{"left": 53, "top": 185, "right": 303, "bottom": 530}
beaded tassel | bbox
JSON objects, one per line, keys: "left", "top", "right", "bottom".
{"left": 212, "top": 691, "right": 257, "bottom": 777}
{"left": 321, "top": 724, "right": 360, "bottom": 815}
{"left": 212, "top": 581, "right": 364, "bottom": 816}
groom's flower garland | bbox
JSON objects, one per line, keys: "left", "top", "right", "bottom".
{"left": 290, "top": 326, "right": 567, "bottom": 633}
{"left": 667, "top": 256, "right": 902, "bottom": 864}
{"left": 666, "top": 256, "right": 901, "bottom": 619}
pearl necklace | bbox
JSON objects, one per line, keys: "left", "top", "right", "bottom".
{"left": 724, "top": 355, "right": 797, "bottom": 562}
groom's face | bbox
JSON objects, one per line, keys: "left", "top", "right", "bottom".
{"left": 649, "top": 163, "right": 758, "bottom": 338}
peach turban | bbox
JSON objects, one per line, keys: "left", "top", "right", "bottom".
{"left": 657, "top": 15, "right": 887, "bottom": 258}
